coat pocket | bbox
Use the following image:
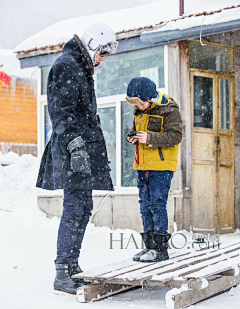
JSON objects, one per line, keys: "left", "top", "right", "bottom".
{"left": 147, "top": 116, "right": 162, "bottom": 132}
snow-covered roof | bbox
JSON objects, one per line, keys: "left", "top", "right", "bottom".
{"left": 14, "top": 1, "right": 240, "bottom": 58}
{"left": 141, "top": 5, "right": 240, "bottom": 44}
{"left": 0, "top": 49, "right": 37, "bottom": 79}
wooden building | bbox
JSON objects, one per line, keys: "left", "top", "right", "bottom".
{"left": 15, "top": 4, "right": 240, "bottom": 233}
{"left": 0, "top": 50, "right": 37, "bottom": 155}
{"left": 0, "top": 78, "right": 37, "bottom": 144}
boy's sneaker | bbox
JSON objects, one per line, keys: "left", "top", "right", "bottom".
{"left": 139, "top": 233, "right": 171, "bottom": 263}
{"left": 132, "top": 231, "right": 155, "bottom": 261}
{"left": 139, "top": 248, "right": 169, "bottom": 262}
{"left": 133, "top": 248, "right": 150, "bottom": 261}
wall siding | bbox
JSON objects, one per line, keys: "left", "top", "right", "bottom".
{"left": 0, "top": 78, "right": 37, "bottom": 143}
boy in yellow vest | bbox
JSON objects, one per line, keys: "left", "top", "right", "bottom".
{"left": 126, "top": 77, "right": 182, "bottom": 262}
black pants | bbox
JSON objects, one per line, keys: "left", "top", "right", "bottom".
{"left": 56, "top": 187, "right": 93, "bottom": 263}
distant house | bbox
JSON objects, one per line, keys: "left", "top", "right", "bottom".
{"left": 15, "top": 2, "right": 240, "bottom": 234}
{"left": 0, "top": 50, "right": 37, "bottom": 156}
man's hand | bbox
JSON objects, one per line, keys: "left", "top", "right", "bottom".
{"left": 134, "top": 131, "right": 148, "bottom": 144}
{"left": 70, "top": 149, "right": 91, "bottom": 174}
{"left": 68, "top": 136, "right": 91, "bottom": 174}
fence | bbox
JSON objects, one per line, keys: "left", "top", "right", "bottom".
{"left": 0, "top": 142, "right": 37, "bottom": 157}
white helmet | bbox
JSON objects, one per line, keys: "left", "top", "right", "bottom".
{"left": 81, "top": 23, "right": 118, "bottom": 67}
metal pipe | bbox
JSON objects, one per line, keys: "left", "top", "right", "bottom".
{"left": 180, "top": 0, "right": 184, "bottom": 16}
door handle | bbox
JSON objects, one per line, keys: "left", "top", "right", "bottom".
{"left": 217, "top": 136, "right": 220, "bottom": 145}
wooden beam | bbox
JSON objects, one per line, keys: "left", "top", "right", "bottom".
{"left": 16, "top": 47, "right": 63, "bottom": 60}
{"left": 166, "top": 272, "right": 240, "bottom": 309}
{"left": 76, "top": 283, "right": 137, "bottom": 302}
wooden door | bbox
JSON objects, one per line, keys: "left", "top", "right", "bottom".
{"left": 191, "top": 70, "right": 235, "bottom": 234}
{"left": 217, "top": 76, "right": 235, "bottom": 233}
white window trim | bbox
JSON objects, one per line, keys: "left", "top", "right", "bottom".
{"left": 164, "top": 44, "right": 169, "bottom": 94}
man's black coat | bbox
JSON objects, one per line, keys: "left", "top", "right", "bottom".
{"left": 36, "top": 35, "right": 113, "bottom": 191}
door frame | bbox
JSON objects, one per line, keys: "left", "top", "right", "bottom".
{"left": 190, "top": 68, "right": 235, "bottom": 233}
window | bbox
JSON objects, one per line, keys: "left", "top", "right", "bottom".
{"left": 44, "top": 105, "right": 52, "bottom": 144}
{"left": 219, "top": 79, "right": 231, "bottom": 130}
{"left": 41, "top": 66, "right": 51, "bottom": 95}
{"left": 121, "top": 101, "right": 137, "bottom": 187}
{"left": 97, "top": 106, "right": 116, "bottom": 186}
{"left": 193, "top": 76, "right": 213, "bottom": 129}
{"left": 95, "top": 45, "right": 165, "bottom": 98}
{"left": 189, "top": 41, "right": 233, "bottom": 73}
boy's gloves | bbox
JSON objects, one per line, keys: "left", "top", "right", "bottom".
{"left": 67, "top": 136, "right": 91, "bottom": 174}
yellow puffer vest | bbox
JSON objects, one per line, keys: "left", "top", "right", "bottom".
{"left": 133, "top": 95, "right": 180, "bottom": 172}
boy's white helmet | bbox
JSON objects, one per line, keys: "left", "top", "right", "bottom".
{"left": 81, "top": 23, "right": 118, "bottom": 67}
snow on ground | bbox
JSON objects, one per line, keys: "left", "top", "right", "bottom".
{"left": 0, "top": 151, "right": 240, "bottom": 309}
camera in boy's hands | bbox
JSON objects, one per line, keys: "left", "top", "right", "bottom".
{"left": 127, "top": 131, "right": 140, "bottom": 144}
{"left": 127, "top": 131, "right": 139, "bottom": 138}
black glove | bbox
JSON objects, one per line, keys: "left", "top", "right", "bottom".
{"left": 70, "top": 149, "right": 91, "bottom": 174}
{"left": 67, "top": 136, "right": 91, "bottom": 174}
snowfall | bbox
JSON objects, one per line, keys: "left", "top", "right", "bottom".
{"left": 0, "top": 151, "right": 240, "bottom": 309}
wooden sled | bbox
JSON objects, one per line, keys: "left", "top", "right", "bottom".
{"left": 73, "top": 242, "right": 240, "bottom": 308}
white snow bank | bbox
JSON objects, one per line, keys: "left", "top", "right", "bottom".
{"left": 0, "top": 49, "right": 37, "bottom": 79}
{"left": 0, "top": 152, "right": 44, "bottom": 223}
{"left": 0, "top": 151, "right": 20, "bottom": 164}
{"left": 14, "top": 0, "right": 240, "bottom": 53}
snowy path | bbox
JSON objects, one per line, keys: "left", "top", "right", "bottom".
{"left": 0, "top": 152, "right": 240, "bottom": 308}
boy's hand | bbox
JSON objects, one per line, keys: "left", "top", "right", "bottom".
{"left": 134, "top": 131, "right": 148, "bottom": 144}
{"left": 127, "top": 136, "right": 137, "bottom": 144}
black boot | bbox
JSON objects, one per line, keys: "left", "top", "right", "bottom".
{"left": 54, "top": 262, "right": 83, "bottom": 295}
{"left": 133, "top": 231, "right": 153, "bottom": 261}
{"left": 140, "top": 233, "right": 171, "bottom": 262}
{"left": 69, "top": 258, "right": 83, "bottom": 275}
{"left": 69, "top": 259, "right": 90, "bottom": 285}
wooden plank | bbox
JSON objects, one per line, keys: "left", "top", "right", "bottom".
{"left": 72, "top": 259, "right": 135, "bottom": 280}
{"left": 76, "top": 283, "right": 136, "bottom": 303}
{"left": 73, "top": 243, "right": 240, "bottom": 282}
{"left": 189, "top": 67, "right": 235, "bottom": 77}
{"left": 73, "top": 250, "right": 190, "bottom": 280}
{"left": 166, "top": 272, "right": 240, "bottom": 309}
{"left": 168, "top": 267, "right": 240, "bottom": 289}
{"left": 113, "top": 251, "right": 207, "bottom": 281}
{"left": 96, "top": 250, "right": 197, "bottom": 281}
{"left": 96, "top": 241, "right": 235, "bottom": 281}
{"left": 184, "top": 256, "right": 240, "bottom": 279}
{"left": 179, "top": 39, "right": 191, "bottom": 231}
{"left": 114, "top": 244, "right": 240, "bottom": 282}
{"left": 150, "top": 249, "right": 240, "bottom": 284}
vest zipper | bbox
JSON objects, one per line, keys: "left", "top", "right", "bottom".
{"left": 158, "top": 147, "right": 164, "bottom": 161}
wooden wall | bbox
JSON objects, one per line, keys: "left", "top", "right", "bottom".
{"left": 0, "top": 78, "right": 37, "bottom": 143}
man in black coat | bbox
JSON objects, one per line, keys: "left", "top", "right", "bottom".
{"left": 36, "top": 23, "right": 118, "bottom": 295}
